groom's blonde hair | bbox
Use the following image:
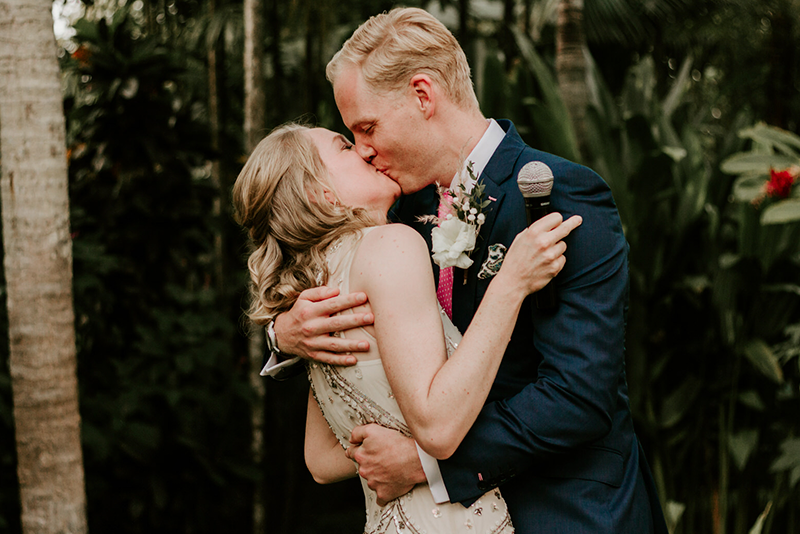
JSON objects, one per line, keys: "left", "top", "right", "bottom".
{"left": 326, "top": 7, "right": 478, "bottom": 110}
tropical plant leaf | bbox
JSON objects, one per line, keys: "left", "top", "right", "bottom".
{"left": 760, "top": 199, "right": 800, "bottom": 225}
{"left": 737, "top": 390, "right": 766, "bottom": 411}
{"left": 662, "top": 56, "right": 692, "bottom": 121}
{"left": 664, "top": 500, "right": 686, "bottom": 533}
{"left": 739, "top": 123, "right": 800, "bottom": 155}
{"left": 742, "top": 339, "right": 784, "bottom": 384}
{"left": 732, "top": 175, "right": 765, "bottom": 202}
{"left": 748, "top": 502, "right": 773, "bottom": 534}
{"left": 770, "top": 438, "right": 800, "bottom": 488}
{"left": 728, "top": 429, "right": 759, "bottom": 471}
{"left": 660, "top": 375, "right": 703, "bottom": 428}
{"left": 720, "top": 153, "right": 798, "bottom": 175}
{"left": 511, "top": 26, "right": 580, "bottom": 162}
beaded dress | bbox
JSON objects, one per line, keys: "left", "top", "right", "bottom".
{"left": 307, "top": 227, "right": 515, "bottom": 534}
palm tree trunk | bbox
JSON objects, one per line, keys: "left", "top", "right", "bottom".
{"left": 243, "top": 0, "right": 267, "bottom": 530}
{"left": 555, "top": 0, "right": 590, "bottom": 162}
{"left": 0, "top": 1, "right": 87, "bottom": 532}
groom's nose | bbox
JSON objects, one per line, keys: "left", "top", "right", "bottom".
{"left": 356, "top": 142, "right": 376, "bottom": 163}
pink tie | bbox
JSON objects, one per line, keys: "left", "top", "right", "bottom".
{"left": 435, "top": 196, "right": 455, "bottom": 319}
{"left": 437, "top": 267, "right": 454, "bottom": 320}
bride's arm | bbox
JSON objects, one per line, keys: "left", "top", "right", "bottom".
{"left": 351, "top": 214, "right": 580, "bottom": 460}
{"left": 304, "top": 389, "right": 357, "bottom": 484}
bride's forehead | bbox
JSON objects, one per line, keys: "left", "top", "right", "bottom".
{"left": 305, "top": 128, "right": 330, "bottom": 148}
{"left": 310, "top": 127, "right": 339, "bottom": 142}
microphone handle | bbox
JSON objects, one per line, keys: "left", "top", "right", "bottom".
{"left": 523, "top": 196, "right": 558, "bottom": 311}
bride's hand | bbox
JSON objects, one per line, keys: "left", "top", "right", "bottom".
{"left": 495, "top": 213, "right": 582, "bottom": 295}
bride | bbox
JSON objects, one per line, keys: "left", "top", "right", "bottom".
{"left": 232, "top": 123, "right": 581, "bottom": 534}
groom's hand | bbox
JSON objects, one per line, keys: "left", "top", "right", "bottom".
{"left": 274, "top": 286, "right": 374, "bottom": 366}
{"left": 347, "top": 424, "right": 426, "bottom": 505}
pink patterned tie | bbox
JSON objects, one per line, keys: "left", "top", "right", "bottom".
{"left": 436, "top": 196, "right": 454, "bottom": 319}
{"left": 437, "top": 266, "right": 454, "bottom": 320}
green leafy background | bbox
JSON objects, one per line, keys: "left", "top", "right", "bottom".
{"left": 1, "top": 0, "right": 799, "bottom": 533}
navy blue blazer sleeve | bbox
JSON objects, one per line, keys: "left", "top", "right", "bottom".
{"left": 438, "top": 146, "right": 630, "bottom": 503}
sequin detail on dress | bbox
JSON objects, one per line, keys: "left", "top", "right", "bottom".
{"left": 313, "top": 363, "right": 411, "bottom": 438}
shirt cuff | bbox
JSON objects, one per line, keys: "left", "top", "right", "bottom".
{"left": 416, "top": 442, "right": 450, "bottom": 504}
{"left": 260, "top": 353, "right": 301, "bottom": 376}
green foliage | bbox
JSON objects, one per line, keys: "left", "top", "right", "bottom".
{"left": 579, "top": 51, "right": 800, "bottom": 533}
{"left": 437, "top": 5, "right": 800, "bottom": 528}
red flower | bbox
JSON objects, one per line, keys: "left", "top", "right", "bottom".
{"left": 765, "top": 168, "right": 795, "bottom": 199}
{"left": 71, "top": 46, "right": 92, "bottom": 67}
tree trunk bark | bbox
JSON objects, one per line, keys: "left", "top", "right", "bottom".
{"left": 243, "top": 0, "right": 267, "bottom": 531}
{"left": 244, "top": 0, "right": 266, "bottom": 152}
{"left": 555, "top": 0, "right": 590, "bottom": 162}
{"left": 0, "top": 1, "right": 88, "bottom": 533}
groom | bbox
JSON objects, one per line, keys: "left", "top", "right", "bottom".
{"left": 266, "top": 7, "right": 667, "bottom": 534}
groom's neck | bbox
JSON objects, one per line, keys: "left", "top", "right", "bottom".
{"left": 435, "top": 108, "right": 491, "bottom": 188}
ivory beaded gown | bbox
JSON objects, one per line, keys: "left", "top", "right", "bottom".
{"left": 307, "top": 227, "right": 515, "bottom": 534}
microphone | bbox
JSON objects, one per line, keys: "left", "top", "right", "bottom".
{"left": 517, "top": 161, "right": 557, "bottom": 310}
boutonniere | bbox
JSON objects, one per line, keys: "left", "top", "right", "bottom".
{"left": 418, "top": 162, "right": 492, "bottom": 270}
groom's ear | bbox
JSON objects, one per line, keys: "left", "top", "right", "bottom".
{"left": 409, "top": 74, "right": 435, "bottom": 119}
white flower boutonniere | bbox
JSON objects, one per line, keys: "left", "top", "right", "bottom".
{"left": 420, "top": 162, "right": 493, "bottom": 269}
{"left": 431, "top": 218, "right": 477, "bottom": 269}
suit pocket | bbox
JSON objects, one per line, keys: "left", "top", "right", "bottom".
{"left": 536, "top": 446, "right": 624, "bottom": 488}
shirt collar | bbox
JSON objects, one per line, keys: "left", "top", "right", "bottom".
{"left": 450, "top": 119, "right": 505, "bottom": 192}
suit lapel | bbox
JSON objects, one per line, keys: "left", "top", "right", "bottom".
{"left": 451, "top": 121, "right": 525, "bottom": 331}
{"left": 451, "top": 179, "right": 505, "bottom": 331}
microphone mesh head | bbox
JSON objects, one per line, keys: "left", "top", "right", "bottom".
{"left": 517, "top": 161, "right": 554, "bottom": 197}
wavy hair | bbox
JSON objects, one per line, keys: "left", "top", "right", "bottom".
{"left": 326, "top": 7, "right": 478, "bottom": 110}
{"left": 232, "top": 123, "right": 375, "bottom": 325}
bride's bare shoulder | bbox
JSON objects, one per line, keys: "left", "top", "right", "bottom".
{"left": 352, "top": 224, "right": 431, "bottom": 281}
{"left": 360, "top": 223, "right": 428, "bottom": 255}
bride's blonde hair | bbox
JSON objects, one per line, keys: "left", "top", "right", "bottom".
{"left": 232, "top": 123, "right": 375, "bottom": 325}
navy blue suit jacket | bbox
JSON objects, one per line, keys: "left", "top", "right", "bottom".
{"left": 393, "top": 120, "right": 667, "bottom": 534}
